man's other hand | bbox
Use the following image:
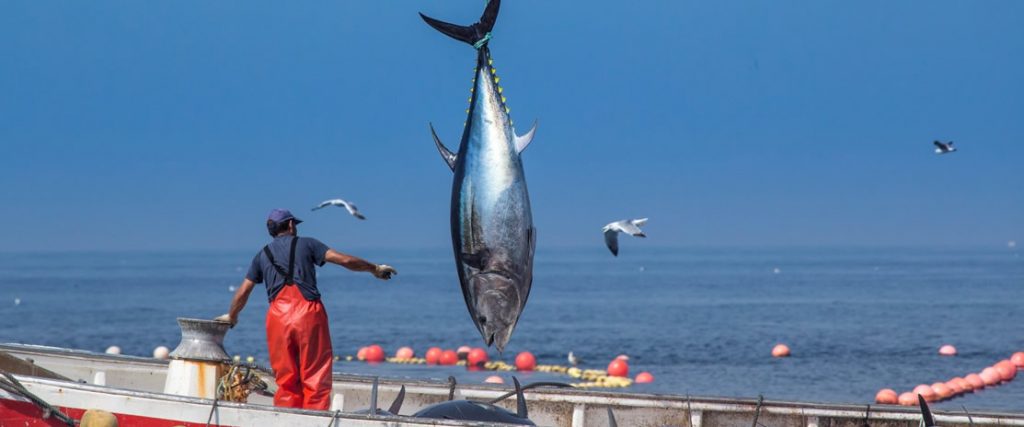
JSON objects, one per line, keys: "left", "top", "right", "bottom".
{"left": 373, "top": 264, "right": 397, "bottom": 280}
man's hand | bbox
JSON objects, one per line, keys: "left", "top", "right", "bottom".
{"left": 214, "top": 313, "right": 237, "bottom": 328}
{"left": 373, "top": 264, "right": 397, "bottom": 280}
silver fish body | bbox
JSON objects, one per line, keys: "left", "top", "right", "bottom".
{"left": 422, "top": 0, "right": 537, "bottom": 351}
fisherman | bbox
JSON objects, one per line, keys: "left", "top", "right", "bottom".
{"left": 216, "top": 208, "right": 396, "bottom": 410}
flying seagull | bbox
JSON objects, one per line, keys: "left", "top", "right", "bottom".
{"left": 934, "top": 140, "right": 956, "bottom": 154}
{"left": 602, "top": 218, "right": 648, "bottom": 256}
{"left": 312, "top": 198, "right": 366, "bottom": 220}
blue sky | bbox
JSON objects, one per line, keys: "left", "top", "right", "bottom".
{"left": 1, "top": 1, "right": 1021, "bottom": 252}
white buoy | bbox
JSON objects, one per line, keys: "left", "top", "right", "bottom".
{"left": 153, "top": 346, "right": 170, "bottom": 359}
{"left": 1010, "top": 240, "right": 1018, "bottom": 249}
{"left": 105, "top": 346, "right": 121, "bottom": 355}
{"left": 773, "top": 267, "right": 781, "bottom": 274}
{"left": 13, "top": 298, "right": 20, "bottom": 306}
{"left": 228, "top": 285, "right": 236, "bottom": 292}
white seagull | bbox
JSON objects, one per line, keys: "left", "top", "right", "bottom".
{"left": 312, "top": 199, "right": 366, "bottom": 220}
{"left": 602, "top": 218, "right": 648, "bottom": 256}
{"left": 568, "top": 351, "right": 581, "bottom": 367}
{"left": 934, "top": 140, "right": 956, "bottom": 154}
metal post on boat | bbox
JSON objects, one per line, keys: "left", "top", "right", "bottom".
{"left": 162, "top": 318, "right": 231, "bottom": 399}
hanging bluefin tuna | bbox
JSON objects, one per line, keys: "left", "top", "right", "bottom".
{"left": 421, "top": 0, "right": 538, "bottom": 352}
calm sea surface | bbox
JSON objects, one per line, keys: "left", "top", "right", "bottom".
{"left": 2, "top": 247, "right": 1022, "bottom": 412}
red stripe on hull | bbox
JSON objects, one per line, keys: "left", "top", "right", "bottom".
{"left": 1, "top": 398, "right": 233, "bottom": 427}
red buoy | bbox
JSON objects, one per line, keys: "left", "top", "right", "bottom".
{"left": 395, "top": 347, "right": 414, "bottom": 359}
{"left": 938, "top": 345, "right": 957, "bottom": 356}
{"left": 1011, "top": 352, "right": 1024, "bottom": 368}
{"left": 357, "top": 347, "right": 368, "bottom": 361}
{"left": 897, "top": 392, "right": 916, "bottom": 406}
{"left": 515, "top": 352, "right": 536, "bottom": 371}
{"left": 912, "top": 384, "right": 936, "bottom": 402}
{"left": 995, "top": 360, "right": 1017, "bottom": 381}
{"left": 467, "top": 348, "right": 489, "bottom": 367}
{"left": 953, "top": 377, "right": 972, "bottom": 393}
{"left": 771, "top": 344, "right": 791, "bottom": 358}
{"left": 980, "top": 367, "right": 1001, "bottom": 386}
{"left": 439, "top": 349, "right": 459, "bottom": 365}
{"left": 635, "top": 372, "right": 654, "bottom": 384}
{"left": 944, "top": 379, "right": 962, "bottom": 395}
{"left": 931, "top": 382, "right": 952, "bottom": 400}
{"left": 874, "top": 389, "right": 898, "bottom": 404}
{"left": 425, "top": 347, "right": 443, "bottom": 365}
{"left": 965, "top": 373, "right": 985, "bottom": 390}
{"left": 607, "top": 358, "right": 629, "bottom": 377}
{"left": 365, "top": 345, "right": 385, "bottom": 363}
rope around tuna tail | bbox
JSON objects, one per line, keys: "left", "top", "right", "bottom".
{"left": 473, "top": 32, "right": 491, "bottom": 50}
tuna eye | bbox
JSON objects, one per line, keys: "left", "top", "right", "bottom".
{"left": 478, "top": 315, "right": 487, "bottom": 325}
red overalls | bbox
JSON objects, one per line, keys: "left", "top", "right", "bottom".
{"left": 263, "top": 237, "right": 333, "bottom": 410}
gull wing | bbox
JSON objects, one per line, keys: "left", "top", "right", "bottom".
{"left": 617, "top": 221, "right": 645, "bottom": 236}
{"left": 604, "top": 229, "right": 620, "bottom": 256}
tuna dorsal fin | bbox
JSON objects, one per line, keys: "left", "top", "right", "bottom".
{"left": 513, "top": 377, "right": 528, "bottom": 419}
{"left": 918, "top": 394, "right": 936, "bottom": 427}
{"left": 514, "top": 120, "right": 538, "bottom": 154}
{"left": 429, "top": 123, "right": 457, "bottom": 171}
{"left": 419, "top": 0, "right": 500, "bottom": 48}
{"left": 388, "top": 385, "right": 406, "bottom": 415}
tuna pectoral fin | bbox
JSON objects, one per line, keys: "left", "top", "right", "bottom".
{"left": 514, "top": 120, "right": 538, "bottom": 154}
{"left": 429, "top": 123, "right": 457, "bottom": 171}
{"left": 419, "top": 0, "right": 500, "bottom": 48}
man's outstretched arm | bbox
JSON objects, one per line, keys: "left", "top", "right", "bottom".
{"left": 324, "top": 249, "right": 397, "bottom": 279}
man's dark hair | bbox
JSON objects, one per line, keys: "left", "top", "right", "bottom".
{"left": 266, "top": 219, "right": 293, "bottom": 237}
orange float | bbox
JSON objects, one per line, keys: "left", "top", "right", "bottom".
{"left": 938, "top": 344, "right": 957, "bottom": 356}
{"left": 771, "top": 344, "right": 791, "bottom": 358}
{"left": 439, "top": 349, "right": 459, "bottom": 365}
{"left": 634, "top": 372, "right": 654, "bottom": 384}
{"left": 395, "top": 347, "right": 414, "bottom": 359}
{"left": 953, "top": 377, "right": 972, "bottom": 393}
{"left": 607, "top": 358, "right": 629, "bottom": 377}
{"left": 897, "top": 392, "right": 916, "bottom": 406}
{"left": 965, "top": 373, "right": 985, "bottom": 389}
{"left": 995, "top": 360, "right": 1016, "bottom": 381}
{"left": 980, "top": 367, "right": 1001, "bottom": 386}
{"left": 515, "top": 352, "right": 536, "bottom": 371}
{"left": 365, "top": 345, "right": 385, "bottom": 363}
{"left": 931, "top": 382, "right": 952, "bottom": 400}
{"left": 357, "top": 346, "right": 368, "bottom": 361}
{"left": 913, "top": 384, "right": 936, "bottom": 402}
{"left": 874, "top": 389, "right": 898, "bottom": 404}
{"left": 425, "top": 347, "right": 443, "bottom": 365}
{"left": 1011, "top": 352, "right": 1024, "bottom": 368}
{"left": 944, "top": 380, "right": 962, "bottom": 395}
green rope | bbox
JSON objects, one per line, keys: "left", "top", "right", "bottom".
{"left": 473, "top": 32, "right": 491, "bottom": 50}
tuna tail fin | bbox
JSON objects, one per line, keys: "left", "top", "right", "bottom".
{"left": 419, "top": 0, "right": 500, "bottom": 48}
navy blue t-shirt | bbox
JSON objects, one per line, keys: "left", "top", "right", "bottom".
{"left": 246, "top": 235, "right": 330, "bottom": 302}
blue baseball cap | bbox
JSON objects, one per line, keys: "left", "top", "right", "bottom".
{"left": 267, "top": 208, "right": 303, "bottom": 225}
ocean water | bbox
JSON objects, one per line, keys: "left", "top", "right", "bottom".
{"left": 2, "top": 246, "right": 1023, "bottom": 412}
